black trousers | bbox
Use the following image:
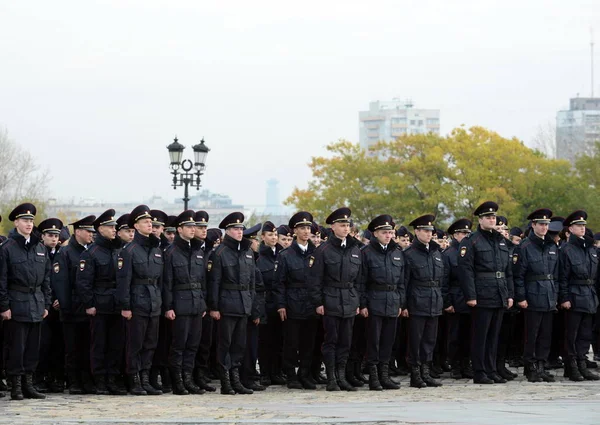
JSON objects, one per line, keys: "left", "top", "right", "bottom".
{"left": 169, "top": 314, "right": 202, "bottom": 372}
{"left": 4, "top": 320, "right": 41, "bottom": 376}
{"left": 36, "top": 309, "right": 64, "bottom": 377}
{"left": 90, "top": 314, "right": 125, "bottom": 375}
{"left": 152, "top": 316, "right": 172, "bottom": 368}
{"left": 63, "top": 320, "right": 91, "bottom": 374}
{"left": 217, "top": 315, "right": 247, "bottom": 371}
{"left": 470, "top": 307, "right": 504, "bottom": 376}
{"left": 407, "top": 316, "right": 438, "bottom": 367}
{"left": 497, "top": 311, "right": 517, "bottom": 362}
{"left": 549, "top": 310, "right": 566, "bottom": 362}
{"left": 392, "top": 317, "right": 408, "bottom": 366}
{"left": 283, "top": 318, "right": 318, "bottom": 371}
{"left": 565, "top": 310, "right": 594, "bottom": 360}
{"left": 241, "top": 320, "right": 259, "bottom": 381}
{"left": 258, "top": 312, "right": 283, "bottom": 377}
{"left": 523, "top": 310, "right": 553, "bottom": 363}
{"left": 349, "top": 315, "right": 367, "bottom": 364}
{"left": 433, "top": 314, "right": 448, "bottom": 365}
{"left": 311, "top": 316, "right": 325, "bottom": 372}
{"left": 322, "top": 315, "right": 354, "bottom": 365}
{"left": 446, "top": 312, "right": 471, "bottom": 366}
{"left": 366, "top": 315, "right": 397, "bottom": 366}
{"left": 125, "top": 315, "right": 159, "bottom": 374}
{"left": 194, "top": 315, "right": 213, "bottom": 374}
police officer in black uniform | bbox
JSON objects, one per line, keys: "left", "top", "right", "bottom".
{"left": 116, "top": 205, "right": 164, "bottom": 395}
{"left": 53, "top": 214, "right": 97, "bottom": 394}
{"left": 0, "top": 203, "right": 51, "bottom": 400}
{"left": 207, "top": 212, "right": 256, "bottom": 395}
{"left": 309, "top": 207, "right": 363, "bottom": 392}
{"left": 458, "top": 201, "right": 514, "bottom": 384}
{"left": 273, "top": 212, "right": 320, "bottom": 390}
{"left": 76, "top": 209, "right": 127, "bottom": 395}
{"left": 513, "top": 208, "right": 559, "bottom": 382}
{"left": 558, "top": 210, "right": 600, "bottom": 381}
{"left": 442, "top": 218, "right": 474, "bottom": 379}
{"left": 162, "top": 210, "right": 207, "bottom": 395}
{"left": 360, "top": 214, "right": 405, "bottom": 391}
{"left": 116, "top": 214, "right": 134, "bottom": 245}
{"left": 403, "top": 214, "right": 445, "bottom": 388}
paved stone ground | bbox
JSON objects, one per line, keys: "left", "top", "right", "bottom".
{"left": 1, "top": 372, "right": 599, "bottom": 424}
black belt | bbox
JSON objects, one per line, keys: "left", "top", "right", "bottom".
{"left": 325, "top": 282, "right": 354, "bottom": 289}
{"left": 287, "top": 282, "right": 308, "bottom": 289}
{"left": 95, "top": 281, "right": 117, "bottom": 289}
{"left": 221, "top": 283, "right": 249, "bottom": 291}
{"left": 412, "top": 279, "right": 440, "bottom": 287}
{"left": 132, "top": 278, "right": 158, "bottom": 286}
{"left": 476, "top": 271, "right": 505, "bottom": 279}
{"left": 525, "top": 274, "right": 554, "bottom": 282}
{"left": 571, "top": 279, "right": 594, "bottom": 286}
{"left": 173, "top": 282, "right": 202, "bottom": 291}
{"left": 369, "top": 284, "right": 396, "bottom": 291}
{"left": 8, "top": 284, "right": 40, "bottom": 293}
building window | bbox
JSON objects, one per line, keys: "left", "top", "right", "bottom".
{"left": 418, "top": 120, "right": 424, "bottom": 126}
{"left": 410, "top": 120, "right": 416, "bottom": 125}
{"left": 426, "top": 118, "right": 439, "bottom": 125}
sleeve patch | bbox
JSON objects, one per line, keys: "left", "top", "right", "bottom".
{"left": 460, "top": 247, "right": 467, "bottom": 257}
{"left": 207, "top": 260, "right": 213, "bottom": 272}
{"left": 512, "top": 253, "right": 518, "bottom": 264}
{"left": 309, "top": 256, "right": 315, "bottom": 267}
{"left": 53, "top": 262, "right": 60, "bottom": 273}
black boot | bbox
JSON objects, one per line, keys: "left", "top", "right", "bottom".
{"left": 496, "top": 357, "right": 515, "bottom": 381}
{"left": 140, "top": 370, "right": 162, "bottom": 395}
{"left": 0, "top": 372, "right": 7, "bottom": 391}
{"left": 194, "top": 369, "right": 216, "bottom": 392}
{"left": 430, "top": 362, "right": 443, "bottom": 378}
{"left": 10, "top": 375, "right": 24, "bottom": 400}
{"left": 368, "top": 365, "right": 383, "bottom": 391}
{"left": 537, "top": 361, "right": 555, "bottom": 383}
{"left": 149, "top": 367, "right": 163, "bottom": 391}
{"left": 94, "top": 375, "right": 110, "bottom": 395}
{"left": 568, "top": 358, "right": 584, "bottom": 381}
{"left": 219, "top": 368, "right": 235, "bottom": 395}
{"left": 451, "top": 361, "right": 463, "bottom": 379}
{"left": 286, "top": 369, "right": 303, "bottom": 389}
{"left": 161, "top": 367, "right": 172, "bottom": 393}
{"left": 312, "top": 363, "right": 328, "bottom": 384}
{"left": 230, "top": 368, "right": 253, "bottom": 394}
{"left": 388, "top": 358, "right": 400, "bottom": 376}
{"left": 127, "top": 373, "right": 147, "bottom": 395}
{"left": 183, "top": 371, "right": 205, "bottom": 394}
{"left": 345, "top": 361, "right": 364, "bottom": 387}
{"left": 488, "top": 372, "right": 507, "bottom": 384}
{"left": 441, "top": 360, "right": 451, "bottom": 372}
{"left": 421, "top": 364, "right": 442, "bottom": 387}
{"left": 325, "top": 362, "right": 340, "bottom": 391}
{"left": 68, "top": 371, "right": 84, "bottom": 395}
{"left": 410, "top": 366, "right": 427, "bottom": 388}
{"left": 107, "top": 375, "right": 127, "bottom": 395}
{"left": 170, "top": 370, "right": 189, "bottom": 395}
{"left": 525, "top": 361, "right": 542, "bottom": 383}
{"left": 34, "top": 373, "right": 49, "bottom": 393}
{"left": 47, "top": 372, "right": 64, "bottom": 393}
{"left": 378, "top": 363, "right": 400, "bottom": 390}
{"left": 270, "top": 372, "right": 286, "bottom": 386}
{"left": 578, "top": 359, "right": 600, "bottom": 381}
{"left": 461, "top": 358, "right": 474, "bottom": 379}
{"left": 355, "top": 360, "right": 368, "bottom": 383}
{"left": 81, "top": 371, "right": 97, "bottom": 394}
{"left": 298, "top": 368, "right": 317, "bottom": 390}
{"left": 336, "top": 363, "right": 357, "bottom": 391}
{"left": 22, "top": 374, "right": 46, "bottom": 399}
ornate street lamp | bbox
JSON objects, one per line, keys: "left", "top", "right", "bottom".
{"left": 167, "top": 136, "right": 210, "bottom": 210}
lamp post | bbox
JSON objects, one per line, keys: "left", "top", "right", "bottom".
{"left": 166, "top": 136, "right": 210, "bottom": 210}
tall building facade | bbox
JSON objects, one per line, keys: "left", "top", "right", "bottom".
{"left": 556, "top": 97, "right": 600, "bottom": 163}
{"left": 359, "top": 99, "right": 440, "bottom": 151}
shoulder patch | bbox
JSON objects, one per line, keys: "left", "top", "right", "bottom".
{"left": 460, "top": 246, "right": 467, "bottom": 257}
{"left": 309, "top": 256, "right": 315, "bottom": 267}
{"left": 274, "top": 261, "right": 278, "bottom": 272}
{"left": 207, "top": 260, "right": 213, "bottom": 272}
{"left": 118, "top": 257, "right": 124, "bottom": 270}
{"left": 79, "top": 260, "right": 86, "bottom": 271}
{"left": 512, "top": 253, "right": 518, "bottom": 264}
{"left": 53, "top": 262, "right": 60, "bottom": 273}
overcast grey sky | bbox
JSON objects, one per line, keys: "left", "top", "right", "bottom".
{"left": 0, "top": 0, "right": 598, "bottom": 207}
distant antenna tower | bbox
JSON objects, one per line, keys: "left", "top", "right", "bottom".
{"left": 592, "top": 27, "right": 595, "bottom": 98}
{"left": 405, "top": 98, "right": 414, "bottom": 108}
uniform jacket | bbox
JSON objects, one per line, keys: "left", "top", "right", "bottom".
{"left": 207, "top": 235, "right": 256, "bottom": 317}
{"left": 0, "top": 229, "right": 51, "bottom": 322}
{"left": 360, "top": 238, "right": 406, "bottom": 317}
{"left": 162, "top": 235, "right": 207, "bottom": 316}
{"left": 273, "top": 240, "right": 317, "bottom": 320}
{"left": 116, "top": 231, "right": 163, "bottom": 317}
{"left": 513, "top": 233, "right": 559, "bottom": 312}
{"left": 256, "top": 242, "right": 283, "bottom": 316}
{"left": 404, "top": 239, "right": 446, "bottom": 317}
{"left": 75, "top": 234, "right": 123, "bottom": 315}
{"left": 52, "top": 235, "right": 88, "bottom": 321}
{"left": 558, "top": 234, "right": 599, "bottom": 314}
{"left": 308, "top": 235, "right": 363, "bottom": 319}
{"left": 458, "top": 226, "right": 514, "bottom": 309}
{"left": 442, "top": 238, "right": 469, "bottom": 314}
